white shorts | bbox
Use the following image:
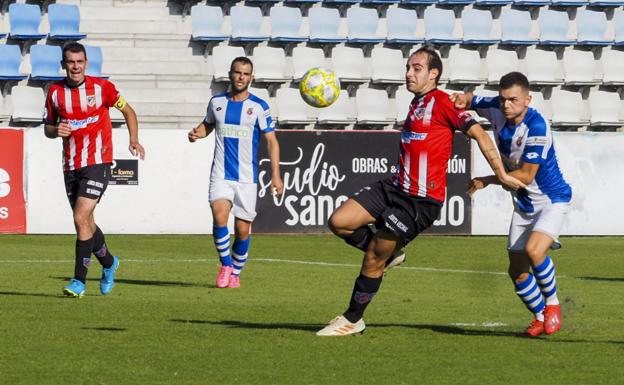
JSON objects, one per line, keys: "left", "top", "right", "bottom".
{"left": 209, "top": 179, "right": 258, "bottom": 222}
{"left": 508, "top": 202, "right": 571, "bottom": 252}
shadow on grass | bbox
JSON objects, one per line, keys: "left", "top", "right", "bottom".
{"left": 50, "top": 276, "right": 210, "bottom": 288}
{"left": 170, "top": 319, "right": 624, "bottom": 345}
{"left": 0, "top": 290, "right": 65, "bottom": 299}
{"left": 576, "top": 276, "right": 624, "bottom": 283}
{"left": 80, "top": 327, "right": 127, "bottom": 332}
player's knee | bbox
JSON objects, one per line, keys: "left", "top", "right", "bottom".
{"left": 328, "top": 214, "right": 348, "bottom": 237}
{"left": 524, "top": 243, "right": 545, "bottom": 261}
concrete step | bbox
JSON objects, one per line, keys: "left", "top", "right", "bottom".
{"left": 80, "top": 6, "right": 171, "bottom": 20}
{"left": 103, "top": 60, "right": 208, "bottom": 76}
{"left": 132, "top": 101, "right": 206, "bottom": 117}
{"left": 122, "top": 88, "right": 212, "bottom": 103}
{"left": 100, "top": 46, "right": 195, "bottom": 61}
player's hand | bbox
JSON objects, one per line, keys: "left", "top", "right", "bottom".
{"left": 271, "top": 176, "right": 284, "bottom": 197}
{"left": 449, "top": 92, "right": 469, "bottom": 110}
{"left": 129, "top": 141, "right": 145, "bottom": 160}
{"left": 498, "top": 173, "right": 526, "bottom": 192}
{"left": 56, "top": 122, "right": 72, "bottom": 138}
{"left": 467, "top": 177, "right": 488, "bottom": 196}
{"left": 188, "top": 127, "right": 200, "bottom": 143}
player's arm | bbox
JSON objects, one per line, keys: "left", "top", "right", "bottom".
{"left": 44, "top": 122, "right": 71, "bottom": 139}
{"left": 465, "top": 123, "right": 526, "bottom": 191}
{"left": 449, "top": 91, "right": 474, "bottom": 110}
{"left": 188, "top": 121, "right": 214, "bottom": 143}
{"left": 115, "top": 96, "right": 145, "bottom": 160}
{"left": 264, "top": 131, "right": 284, "bottom": 196}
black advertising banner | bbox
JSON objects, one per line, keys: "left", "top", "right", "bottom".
{"left": 109, "top": 159, "right": 138, "bottom": 185}
{"left": 255, "top": 130, "right": 471, "bottom": 234}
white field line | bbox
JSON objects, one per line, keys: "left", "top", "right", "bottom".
{"left": 0, "top": 257, "right": 510, "bottom": 277}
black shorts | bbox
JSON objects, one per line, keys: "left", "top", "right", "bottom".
{"left": 64, "top": 163, "right": 111, "bottom": 207}
{"left": 352, "top": 179, "right": 442, "bottom": 244}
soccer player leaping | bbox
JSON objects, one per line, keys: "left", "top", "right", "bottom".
{"left": 317, "top": 46, "right": 526, "bottom": 336}
{"left": 44, "top": 42, "right": 145, "bottom": 298}
{"left": 188, "top": 57, "right": 283, "bottom": 289}
{"left": 450, "top": 72, "right": 572, "bottom": 337}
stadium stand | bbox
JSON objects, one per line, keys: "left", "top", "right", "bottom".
{"left": 29, "top": 44, "right": 65, "bottom": 81}
{"left": 550, "top": 0, "right": 588, "bottom": 6}
{"left": 500, "top": 9, "right": 538, "bottom": 45}
{"left": 10, "top": 86, "right": 45, "bottom": 123}
{"left": 394, "top": 87, "right": 414, "bottom": 125}
{"left": 331, "top": 46, "right": 370, "bottom": 83}
{"left": 308, "top": 7, "right": 347, "bottom": 43}
{"left": 190, "top": 5, "right": 228, "bottom": 42}
{"left": 269, "top": 6, "right": 307, "bottom": 43}
{"left": 424, "top": 7, "right": 462, "bottom": 45}
{"left": 251, "top": 46, "right": 290, "bottom": 83}
{"left": 0, "top": 44, "right": 28, "bottom": 80}
{"left": 355, "top": 88, "right": 396, "bottom": 126}
{"left": 385, "top": 7, "right": 424, "bottom": 45}
{"left": 0, "top": 1, "right": 619, "bottom": 131}
{"left": 47, "top": 4, "right": 87, "bottom": 41}
{"left": 370, "top": 47, "right": 405, "bottom": 84}
{"left": 589, "top": 90, "right": 624, "bottom": 127}
{"left": 292, "top": 46, "right": 327, "bottom": 81}
{"left": 575, "top": 9, "right": 612, "bottom": 46}
{"left": 346, "top": 7, "right": 384, "bottom": 44}
{"left": 230, "top": 5, "right": 268, "bottom": 42}
{"left": 461, "top": 9, "right": 499, "bottom": 45}
{"left": 8, "top": 3, "right": 46, "bottom": 40}
{"left": 275, "top": 88, "right": 319, "bottom": 125}
{"left": 550, "top": 89, "right": 589, "bottom": 127}
{"left": 538, "top": 9, "right": 574, "bottom": 46}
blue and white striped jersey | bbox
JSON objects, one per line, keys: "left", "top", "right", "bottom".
{"left": 471, "top": 95, "right": 572, "bottom": 213}
{"left": 204, "top": 92, "right": 275, "bottom": 184}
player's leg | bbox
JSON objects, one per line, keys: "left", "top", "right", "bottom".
{"left": 211, "top": 199, "right": 234, "bottom": 288}
{"left": 526, "top": 203, "right": 570, "bottom": 334}
{"left": 508, "top": 210, "right": 546, "bottom": 336}
{"left": 227, "top": 182, "right": 258, "bottom": 288}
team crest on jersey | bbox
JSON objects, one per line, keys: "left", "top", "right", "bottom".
{"left": 516, "top": 137, "right": 522, "bottom": 146}
{"left": 87, "top": 95, "right": 96, "bottom": 107}
{"left": 247, "top": 107, "right": 253, "bottom": 115}
{"left": 413, "top": 107, "right": 425, "bottom": 120}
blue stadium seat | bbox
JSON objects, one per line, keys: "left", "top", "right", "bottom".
{"left": 346, "top": 7, "right": 384, "bottom": 44}
{"left": 513, "top": 0, "right": 551, "bottom": 5}
{"left": 30, "top": 45, "right": 65, "bottom": 81}
{"left": 424, "top": 7, "right": 461, "bottom": 45}
{"left": 385, "top": 8, "right": 424, "bottom": 45}
{"left": 362, "top": 0, "right": 400, "bottom": 3}
{"left": 538, "top": 9, "right": 574, "bottom": 46}
{"left": 614, "top": 9, "right": 624, "bottom": 46}
{"left": 309, "top": 7, "right": 347, "bottom": 43}
{"left": 0, "top": 45, "right": 28, "bottom": 80}
{"left": 230, "top": 5, "right": 268, "bottom": 42}
{"left": 588, "top": 0, "right": 624, "bottom": 6}
{"left": 191, "top": 5, "right": 228, "bottom": 41}
{"left": 475, "top": 0, "right": 513, "bottom": 5}
{"left": 438, "top": 0, "right": 475, "bottom": 5}
{"left": 47, "top": 4, "right": 87, "bottom": 40}
{"left": 8, "top": 3, "right": 46, "bottom": 40}
{"left": 550, "top": 0, "right": 588, "bottom": 5}
{"left": 461, "top": 9, "right": 499, "bottom": 45}
{"left": 85, "top": 45, "right": 106, "bottom": 78}
{"left": 400, "top": 0, "right": 438, "bottom": 4}
{"left": 576, "top": 9, "right": 612, "bottom": 46}
{"left": 283, "top": 0, "right": 320, "bottom": 3}
{"left": 270, "top": 6, "right": 307, "bottom": 42}
{"left": 500, "top": 9, "right": 538, "bottom": 45}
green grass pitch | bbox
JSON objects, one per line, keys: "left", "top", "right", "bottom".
{"left": 1, "top": 235, "right": 623, "bottom": 385}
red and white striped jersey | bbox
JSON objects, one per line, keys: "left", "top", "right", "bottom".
{"left": 391, "top": 89, "right": 477, "bottom": 202}
{"left": 45, "top": 76, "right": 121, "bottom": 171}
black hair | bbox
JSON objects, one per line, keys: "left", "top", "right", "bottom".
{"left": 411, "top": 46, "right": 443, "bottom": 85}
{"left": 62, "top": 42, "right": 87, "bottom": 62}
{"left": 499, "top": 71, "right": 530, "bottom": 92}
{"left": 230, "top": 56, "right": 253, "bottom": 72}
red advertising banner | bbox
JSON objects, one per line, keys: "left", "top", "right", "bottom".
{"left": 0, "top": 128, "right": 26, "bottom": 234}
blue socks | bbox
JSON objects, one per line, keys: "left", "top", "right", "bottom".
{"left": 213, "top": 226, "right": 231, "bottom": 267}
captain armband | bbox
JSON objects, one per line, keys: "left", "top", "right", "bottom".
{"left": 114, "top": 95, "right": 127, "bottom": 111}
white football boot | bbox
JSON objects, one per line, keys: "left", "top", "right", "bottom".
{"left": 384, "top": 249, "right": 406, "bottom": 274}
{"left": 316, "top": 316, "right": 366, "bottom": 336}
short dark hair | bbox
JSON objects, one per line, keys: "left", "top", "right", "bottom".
{"left": 230, "top": 56, "right": 253, "bottom": 72}
{"left": 62, "top": 42, "right": 87, "bottom": 62}
{"left": 411, "top": 46, "right": 443, "bottom": 85}
{"left": 499, "top": 71, "right": 530, "bottom": 92}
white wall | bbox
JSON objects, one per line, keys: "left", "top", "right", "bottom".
{"left": 25, "top": 127, "right": 216, "bottom": 234}
{"left": 471, "top": 132, "right": 624, "bottom": 235}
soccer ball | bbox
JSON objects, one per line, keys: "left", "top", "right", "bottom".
{"left": 299, "top": 68, "right": 340, "bottom": 108}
